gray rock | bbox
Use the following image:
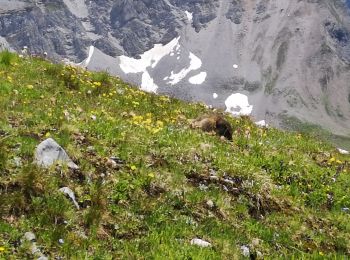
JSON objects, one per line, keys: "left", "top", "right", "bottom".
{"left": 22, "top": 232, "right": 48, "bottom": 259}
{"left": 240, "top": 245, "right": 250, "bottom": 257}
{"left": 35, "top": 138, "right": 79, "bottom": 169}
{"left": 59, "top": 187, "right": 80, "bottom": 209}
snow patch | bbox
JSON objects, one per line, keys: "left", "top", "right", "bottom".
{"left": 233, "top": 64, "right": 239, "bottom": 69}
{"left": 189, "top": 72, "right": 207, "bottom": 84}
{"left": 119, "top": 37, "right": 181, "bottom": 93}
{"left": 225, "top": 93, "right": 253, "bottom": 116}
{"left": 79, "top": 46, "right": 94, "bottom": 67}
{"left": 185, "top": 11, "right": 193, "bottom": 22}
{"left": 255, "top": 120, "right": 268, "bottom": 127}
{"left": 337, "top": 148, "right": 350, "bottom": 155}
{"left": 120, "top": 37, "right": 180, "bottom": 74}
{"left": 141, "top": 72, "right": 158, "bottom": 93}
{"left": 213, "top": 93, "right": 218, "bottom": 99}
{"left": 167, "top": 52, "right": 202, "bottom": 85}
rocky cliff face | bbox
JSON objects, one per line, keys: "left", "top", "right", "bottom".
{"left": 1, "top": 0, "right": 350, "bottom": 137}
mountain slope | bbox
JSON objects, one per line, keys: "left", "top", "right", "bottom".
{"left": 1, "top": 0, "right": 350, "bottom": 138}
{"left": 1, "top": 51, "right": 350, "bottom": 258}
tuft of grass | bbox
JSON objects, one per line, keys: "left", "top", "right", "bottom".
{"left": 0, "top": 50, "right": 14, "bottom": 66}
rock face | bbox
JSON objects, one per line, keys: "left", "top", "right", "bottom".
{"left": 35, "top": 138, "right": 78, "bottom": 169}
{"left": 1, "top": 0, "right": 350, "bottom": 136}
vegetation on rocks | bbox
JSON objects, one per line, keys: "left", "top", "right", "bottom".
{"left": 0, "top": 51, "right": 350, "bottom": 259}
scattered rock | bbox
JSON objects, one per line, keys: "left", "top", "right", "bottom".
{"left": 341, "top": 207, "right": 349, "bottom": 212}
{"left": 37, "top": 256, "right": 49, "bottom": 260}
{"left": 190, "top": 238, "right": 212, "bottom": 247}
{"left": 22, "top": 232, "right": 47, "bottom": 259}
{"left": 252, "top": 238, "right": 261, "bottom": 247}
{"left": 12, "top": 156, "right": 22, "bottom": 167}
{"left": 106, "top": 158, "right": 118, "bottom": 168}
{"left": 35, "top": 138, "right": 79, "bottom": 169}
{"left": 24, "top": 232, "right": 36, "bottom": 242}
{"left": 59, "top": 187, "right": 80, "bottom": 209}
{"left": 206, "top": 200, "right": 215, "bottom": 208}
{"left": 240, "top": 245, "right": 250, "bottom": 257}
{"left": 58, "top": 238, "right": 64, "bottom": 244}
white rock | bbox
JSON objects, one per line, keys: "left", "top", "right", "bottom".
{"left": 59, "top": 187, "right": 80, "bottom": 209}
{"left": 206, "top": 200, "right": 214, "bottom": 208}
{"left": 13, "top": 157, "right": 22, "bottom": 167}
{"left": 213, "top": 93, "right": 218, "bottom": 99}
{"left": 240, "top": 245, "right": 250, "bottom": 257}
{"left": 35, "top": 138, "right": 79, "bottom": 169}
{"left": 337, "top": 148, "right": 349, "bottom": 155}
{"left": 233, "top": 64, "right": 239, "bottom": 69}
{"left": 190, "top": 238, "right": 212, "bottom": 247}
{"left": 58, "top": 238, "right": 64, "bottom": 244}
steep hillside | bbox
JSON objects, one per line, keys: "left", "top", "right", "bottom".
{"left": 1, "top": 0, "right": 350, "bottom": 139}
{"left": 1, "top": 51, "right": 350, "bottom": 258}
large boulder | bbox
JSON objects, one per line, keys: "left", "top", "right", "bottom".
{"left": 35, "top": 138, "right": 79, "bottom": 169}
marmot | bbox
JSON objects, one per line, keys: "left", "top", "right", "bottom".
{"left": 191, "top": 114, "right": 233, "bottom": 141}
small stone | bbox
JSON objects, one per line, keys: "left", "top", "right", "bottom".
{"left": 13, "top": 157, "right": 22, "bottom": 167}
{"left": 58, "top": 238, "right": 64, "bottom": 244}
{"left": 24, "top": 232, "right": 36, "bottom": 242}
{"left": 59, "top": 187, "right": 80, "bottom": 209}
{"left": 240, "top": 245, "right": 250, "bottom": 257}
{"left": 30, "top": 243, "right": 40, "bottom": 255}
{"left": 256, "top": 251, "right": 263, "bottom": 257}
{"left": 37, "top": 256, "right": 49, "bottom": 260}
{"left": 91, "top": 115, "right": 97, "bottom": 121}
{"left": 341, "top": 207, "right": 349, "bottom": 212}
{"left": 190, "top": 238, "right": 212, "bottom": 247}
{"left": 199, "top": 184, "right": 208, "bottom": 191}
{"left": 200, "top": 143, "right": 212, "bottom": 151}
{"left": 106, "top": 158, "right": 118, "bottom": 168}
{"left": 206, "top": 200, "right": 215, "bottom": 208}
{"left": 252, "top": 238, "right": 260, "bottom": 247}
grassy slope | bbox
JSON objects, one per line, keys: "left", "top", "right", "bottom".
{"left": 0, "top": 51, "right": 349, "bottom": 259}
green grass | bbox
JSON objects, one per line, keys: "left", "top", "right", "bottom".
{"left": 280, "top": 114, "right": 350, "bottom": 150}
{"left": 0, "top": 52, "right": 350, "bottom": 258}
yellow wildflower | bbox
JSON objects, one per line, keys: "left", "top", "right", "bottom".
{"left": 131, "top": 165, "right": 137, "bottom": 171}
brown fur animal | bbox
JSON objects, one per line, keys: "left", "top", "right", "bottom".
{"left": 191, "top": 114, "right": 233, "bottom": 140}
